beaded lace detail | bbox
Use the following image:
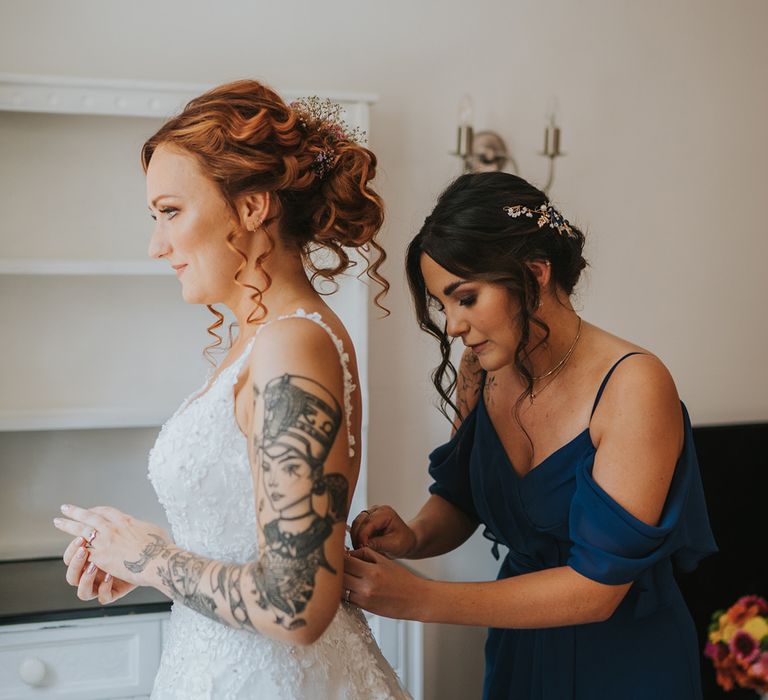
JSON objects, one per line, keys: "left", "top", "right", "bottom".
{"left": 147, "top": 310, "right": 409, "bottom": 699}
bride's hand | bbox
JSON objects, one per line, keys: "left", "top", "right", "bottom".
{"left": 349, "top": 505, "right": 417, "bottom": 558}
{"left": 63, "top": 535, "right": 138, "bottom": 604}
{"left": 54, "top": 504, "right": 172, "bottom": 587}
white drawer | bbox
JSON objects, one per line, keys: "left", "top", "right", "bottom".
{"left": 0, "top": 614, "right": 166, "bottom": 699}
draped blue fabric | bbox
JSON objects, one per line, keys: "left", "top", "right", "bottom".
{"left": 427, "top": 354, "right": 717, "bottom": 699}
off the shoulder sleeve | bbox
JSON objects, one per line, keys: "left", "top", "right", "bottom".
{"left": 567, "top": 403, "right": 717, "bottom": 585}
{"left": 427, "top": 408, "right": 480, "bottom": 522}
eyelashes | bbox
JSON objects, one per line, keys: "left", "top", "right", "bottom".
{"left": 427, "top": 294, "right": 477, "bottom": 311}
{"left": 149, "top": 207, "right": 179, "bottom": 221}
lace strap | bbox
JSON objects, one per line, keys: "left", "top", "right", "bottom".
{"left": 256, "top": 308, "right": 357, "bottom": 458}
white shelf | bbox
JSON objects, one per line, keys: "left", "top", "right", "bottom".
{"left": 0, "top": 259, "right": 172, "bottom": 276}
{"left": 0, "top": 407, "right": 166, "bottom": 432}
{"left": 0, "top": 73, "right": 377, "bottom": 119}
{"left": 0, "top": 73, "right": 373, "bottom": 498}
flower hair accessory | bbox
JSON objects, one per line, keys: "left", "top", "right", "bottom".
{"left": 503, "top": 202, "right": 575, "bottom": 238}
{"left": 290, "top": 96, "right": 367, "bottom": 179}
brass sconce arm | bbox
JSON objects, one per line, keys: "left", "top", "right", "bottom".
{"left": 452, "top": 98, "right": 565, "bottom": 195}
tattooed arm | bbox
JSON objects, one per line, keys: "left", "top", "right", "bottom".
{"left": 452, "top": 348, "right": 484, "bottom": 435}
{"left": 151, "top": 319, "right": 353, "bottom": 644}
{"left": 58, "top": 319, "right": 355, "bottom": 645}
{"left": 390, "top": 349, "right": 483, "bottom": 557}
{"left": 351, "top": 349, "right": 479, "bottom": 558}
{"left": 408, "top": 349, "right": 483, "bottom": 553}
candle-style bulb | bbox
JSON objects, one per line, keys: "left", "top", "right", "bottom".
{"left": 458, "top": 94, "right": 474, "bottom": 128}
{"left": 543, "top": 114, "right": 559, "bottom": 156}
{"left": 456, "top": 93, "right": 475, "bottom": 159}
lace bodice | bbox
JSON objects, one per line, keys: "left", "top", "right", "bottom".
{"left": 147, "top": 310, "right": 410, "bottom": 700}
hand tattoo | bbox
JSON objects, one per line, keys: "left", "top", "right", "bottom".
{"left": 124, "top": 533, "right": 172, "bottom": 573}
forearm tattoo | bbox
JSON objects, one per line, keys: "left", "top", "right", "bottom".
{"left": 126, "top": 373, "right": 350, "bottom": 635}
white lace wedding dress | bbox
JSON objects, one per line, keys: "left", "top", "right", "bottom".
{"left": 147, "top": 309, "right": 411, "bottom": 699}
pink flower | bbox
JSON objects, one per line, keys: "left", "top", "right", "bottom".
{"left": 736, "top": 595, "right": 768, "bottom": 615}
{"left": 705, "top": 641, "right": 729, "bottom": 663}
{"left": 730, "top": 630, "right": 760, "bottom": 665}
{"left": 729, "top": 595, "right": 768, "bottom": 625}
{"left": 750, "top": 652, "right": 768, "bottom": 682}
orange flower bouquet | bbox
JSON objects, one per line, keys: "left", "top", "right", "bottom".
{"left": 705, "top": 595, "right": 768, "bottom": 695}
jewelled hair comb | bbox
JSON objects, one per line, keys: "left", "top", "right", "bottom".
{"left": 503, "top": 203, "right": 575, "bottom": 238}
{"left": 290, "top": 96, "right": 367, "bottom": 179}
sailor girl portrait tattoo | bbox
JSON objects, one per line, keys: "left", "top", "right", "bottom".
{"left": 253, "top": 373, "right": 349, "bottom": 630}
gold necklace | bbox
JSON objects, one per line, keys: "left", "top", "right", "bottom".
{"left": 529, "top": 316, "right": 582, "bottom": 402}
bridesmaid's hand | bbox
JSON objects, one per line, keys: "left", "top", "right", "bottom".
{"left": 62, "top": 536, "right": 138, "bottom": 605}
{"left": 343, "top": 547, "right": 427, "bottom": 620}
{"left": 349, "top": 505, "right": 417, "bottom": 558}
{"left": 54, "top": 504, "right": 172, "bottom": 587}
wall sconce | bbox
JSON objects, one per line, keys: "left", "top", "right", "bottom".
{"left": 452, "top": 94, "right": 564, "bottom": 195}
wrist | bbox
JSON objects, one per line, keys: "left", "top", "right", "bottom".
{"left": 138, "top": 543, "right": 178, "bottom": 594}
{"left": 405, "top": 519, "right": 425, "bottom": 559}
{"left": 411, "top": 576, "right": 439, "bottom": 623}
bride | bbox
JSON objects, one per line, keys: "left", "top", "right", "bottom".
{"left": 53, "top": 79, "right": 410, "bottom": 700}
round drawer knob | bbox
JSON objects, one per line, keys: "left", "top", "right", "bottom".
{"left": 18, "top": 656, "right": 47, "bottom": 686}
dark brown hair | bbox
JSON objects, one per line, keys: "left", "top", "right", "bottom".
{"left": 406, "top": 172, "right": 587, "bottom": 422}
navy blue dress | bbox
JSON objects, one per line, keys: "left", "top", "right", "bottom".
{"left": 428, "top": 354, "right": 717, "bottom": 700}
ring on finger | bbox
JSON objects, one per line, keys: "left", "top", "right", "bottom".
{"left": 84, "top": 529, "right": 97, "bottom": 549}
{"left": 344, "top": 588, "right": 351, "bottom": 604}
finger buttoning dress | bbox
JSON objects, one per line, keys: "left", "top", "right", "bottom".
{"left": 148, "top": 309, "right": 411, "bottom": 700}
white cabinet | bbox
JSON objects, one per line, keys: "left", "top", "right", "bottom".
{"left": 0, "top": 612, "right": 422, "bottom": 700}
{"left": 0, "top": 613, "right": 166, "bottom": 700}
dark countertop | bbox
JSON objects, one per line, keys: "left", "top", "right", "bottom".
{"left": 0, "top": 557, "right": 171, "bottom": 626}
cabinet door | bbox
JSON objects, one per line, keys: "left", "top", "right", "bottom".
{"left": 0, "top": 617, "right": 163, "bottom": 699}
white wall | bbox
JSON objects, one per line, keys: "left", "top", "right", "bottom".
{"left": 2, "top": 2, "right": 766, "bottom": 698}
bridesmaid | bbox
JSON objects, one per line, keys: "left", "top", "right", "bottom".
{"left": 346, "top": 172, "right": 717, "bottom": 699}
